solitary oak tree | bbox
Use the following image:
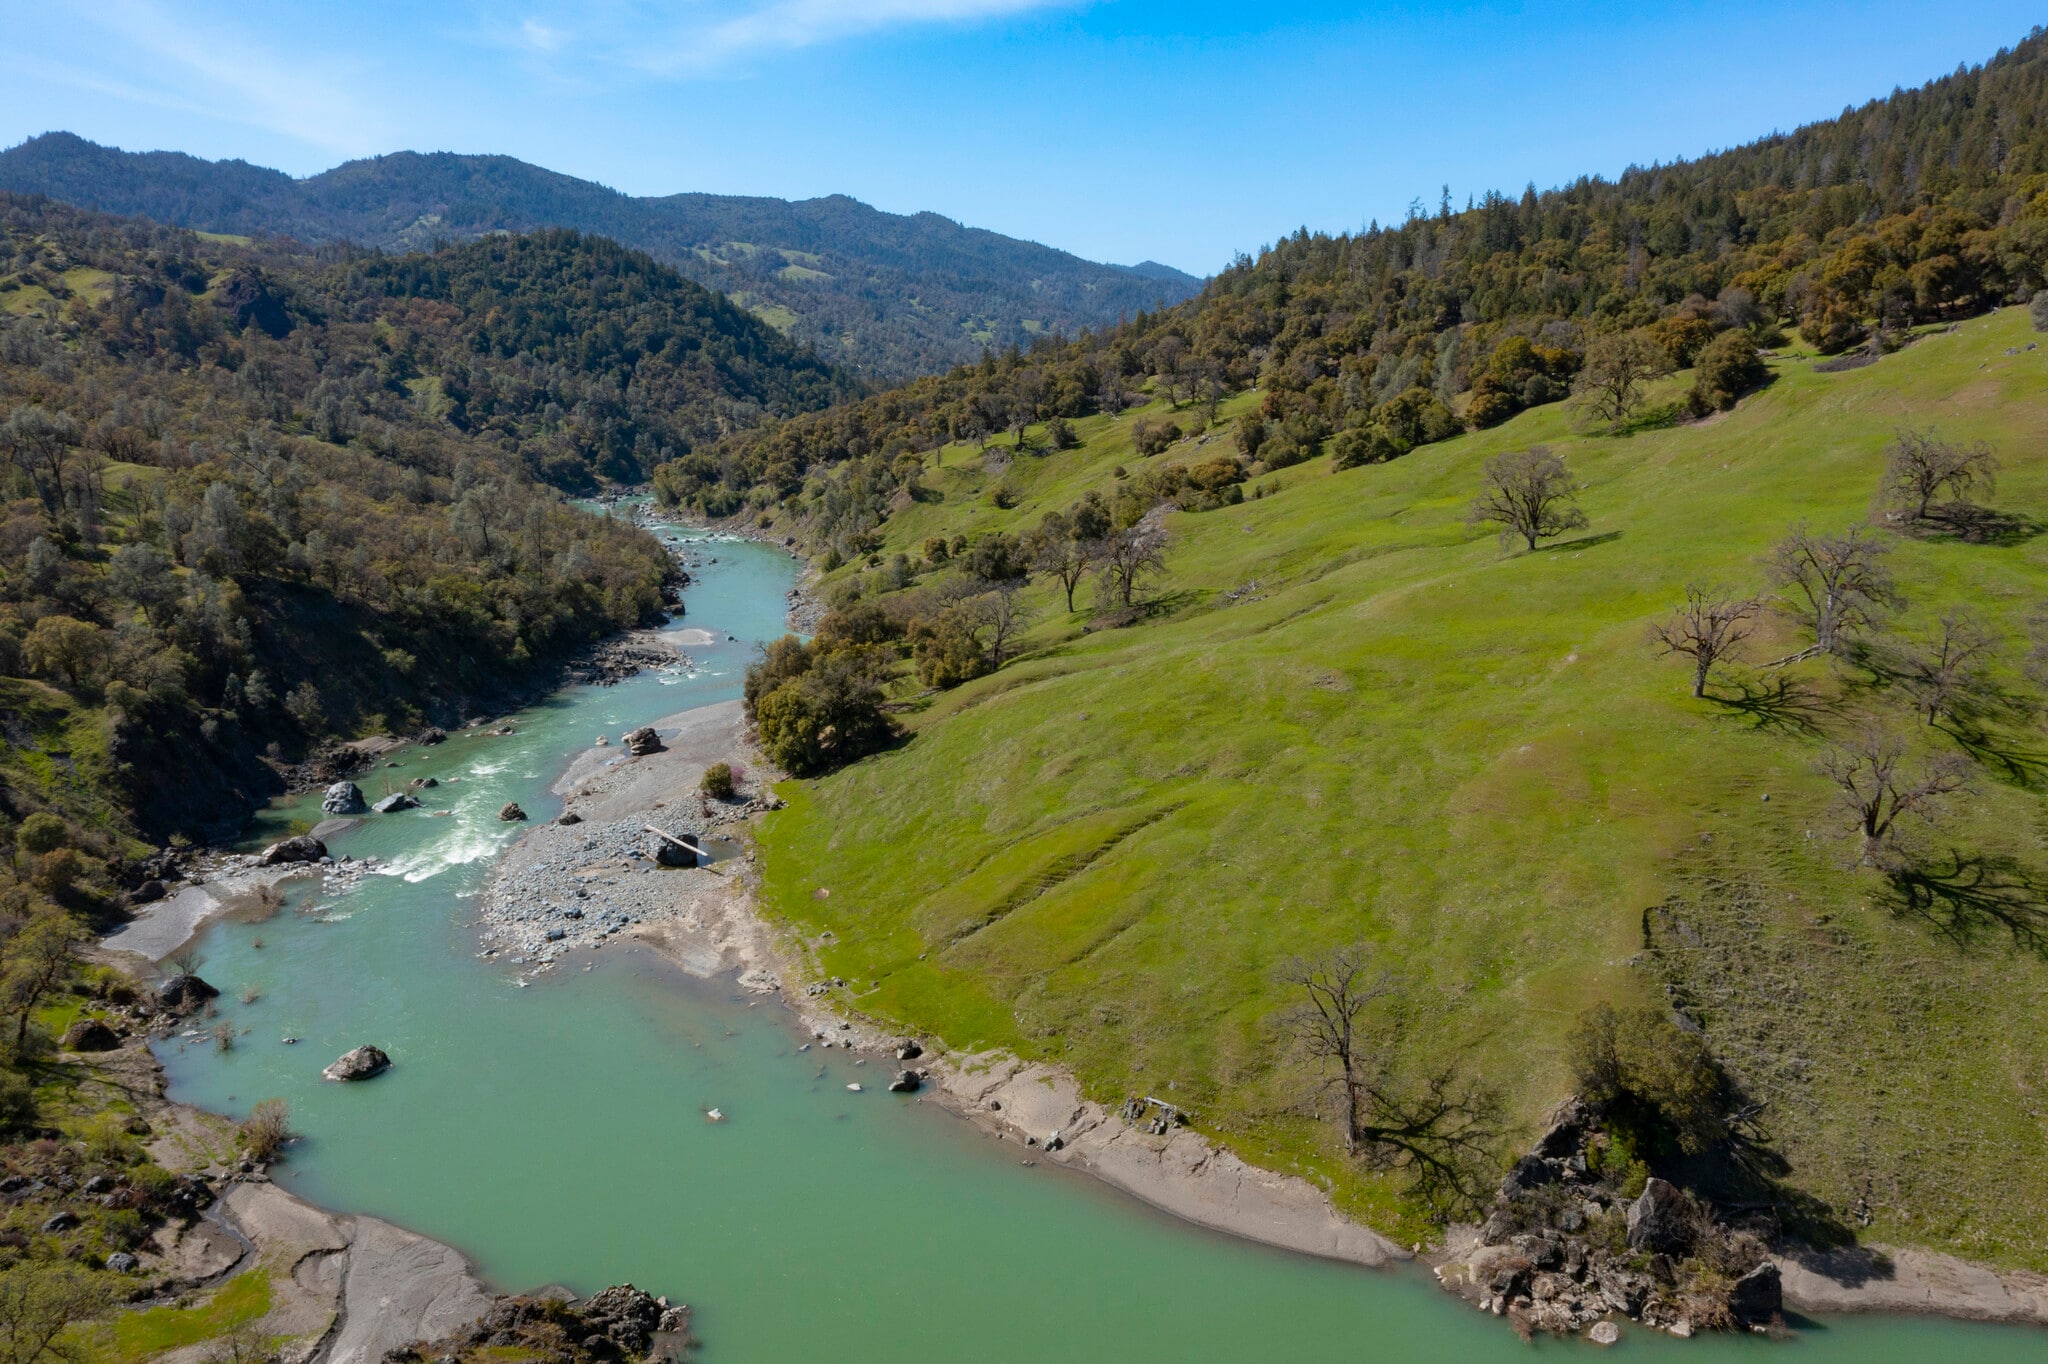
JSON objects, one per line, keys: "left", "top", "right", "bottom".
{"left": 1880, "top": 427, "right": 1998, "bottom": 523}
{"left": 1467, "top": 446, "right": 1588, "bottom": 551}
{"left": 1817, "top": 726, "right": 1968, "bottom": 865}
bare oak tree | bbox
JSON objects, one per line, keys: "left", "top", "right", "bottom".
{"left": 1095, "top": 525, "right": 1168, "bottom": 608}
{"left": 1573, "top": 332, "right": 1673, "bottom": 426}
{"left": 972, "top": 586, "right": 1033, "bottom": 669}
{"left": 1817, "top": 727, "right": 1969, "bottom": 865}
{"left": 1881, "top": 427, "right": 1998, "bottom": 523}
{"left": 1280, "top": 945, "right": 1390, "bottom": 1155}
{"left": 1897, "top": 610, "right": 1999, "bottom": 725}
{"left": 1280, "top": 947, "right": 1503, "bottom": 1217}
{"left": 1764, "top": 524, "right": 1899, "bottom": 659}
{"left": 1651, "top": 587, "right": 1761, "bottom": 697}
{"left": 1024, "top": 511, "right": 1095, "bottom": 613}
{"left": 1467, "top": 446, "right": 1588, "bottom": 552}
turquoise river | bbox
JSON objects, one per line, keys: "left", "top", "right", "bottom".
{"left": 157, "top": 524, "right": 2037, "bottom": 1361}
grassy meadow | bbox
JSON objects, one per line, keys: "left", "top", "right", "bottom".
{"left": 757, "top": 308, "right": 2048, "bottom": 1260}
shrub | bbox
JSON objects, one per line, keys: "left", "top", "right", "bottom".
{"left": 1045, "top": 416, "right": 1080, "bottom": 449}
{"left": 700, "top": 763, "right": 736, "bottom": 800}
{"left": 1331, "top": 425, "right": 1406, "bottom": 469}
{"left": 2032, "top": 291, "right": 2048, "bottom": 332}
{"left": 31, "top": 849, "right": 81, "bottom": 896}
{"left": 920, "top": 536, "right": 950, "bottom": 565}
{"left": 1131, "top": 417, "right": 1182, "bottom": 456}
{"left": 0, "top": 1072, "right": 36, "bottom": 1136}
{"left": 239, "top": 1098, "right": 294, "bottom": 1162}
{"left": 1464, "top": 388, "right": 1521, "bottom": 429}
{"left": 16, "top": 813, "right": 66, "bottom": 856}
{"left": 1568, "top": 1003, "right": 1730, "bottom": 1157}
{"left": 910, "top": 613, "right": 988, "bottom": 689}
{"left": 1689, "top": 331, "right": 1768, "bottom": 413}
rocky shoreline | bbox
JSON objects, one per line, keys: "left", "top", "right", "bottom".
{"left": 56, "top": 984, "right": 694, "bottom": 1362}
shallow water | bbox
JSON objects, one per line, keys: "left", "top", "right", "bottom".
{"left": 157, "top": 526, "right": 2039, "bottom": 1361}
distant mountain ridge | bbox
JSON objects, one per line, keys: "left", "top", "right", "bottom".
{"left": 0, "top": 132, "right": 1200, "bottom": 379}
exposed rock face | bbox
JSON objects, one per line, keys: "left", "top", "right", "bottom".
{"left": 372, "top": 792, "right": 421, "bottom": 813}
{"left": 261, "top": 834, "right": 328, "bottom": 865}
{"left": 60, "top": 1018, "right": 119, "bottom": 1051}
{"left": 625, "top": 726, "right": 665, "bottom": 756}
{"left": 324, "top": 1044, "right": 392, "bottom": 1082}
{"left": 324, "top": 781, "right": 368, "bottom": 815}
{"left": 1730, "top": 1262, "right": 1782, "bottom": 1324}
{"left": 157, "top": 974, "right": 219, "bottom": 1013}
{"left": 388, "top": 1282, "right": 691, "bottom": 1364}
{"left": 499, "top": 803, "right": 527, "bottom": 822}
{"left": 128, "top": 878, "right": 167, "bottom": 906}
{"left": 1626, "top": 1179, "right": 1694, "bottom": 1256}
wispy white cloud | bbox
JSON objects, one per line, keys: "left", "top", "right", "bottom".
{"left": 483, "top": 0, "right": 1080, "bottom": 78}
{"left": 57, "top": 0, "right": 392, "bottom": 158}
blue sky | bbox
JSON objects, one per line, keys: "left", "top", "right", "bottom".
{"left": 4, "top": 2, "right": 2043, "bottom": 274}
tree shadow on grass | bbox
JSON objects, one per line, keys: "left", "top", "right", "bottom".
{"left": 1884, "top": 847, "right": 2048, "bottom": 957}
{"left": 1533, "top": 530, "right": 1625, "bottom": 553}
{"left": 1938, "top": 720, "right": 2048, "bottom": 790}
{"left": 1911, "top": 502, "right": 2044, "bottom": 547}
{"left": 1705, "top": 673, "right": 1839, "bottom": 737}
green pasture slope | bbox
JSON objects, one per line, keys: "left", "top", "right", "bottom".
{"left": 759, "top": 309, "right": 2048, "bottom": 1261}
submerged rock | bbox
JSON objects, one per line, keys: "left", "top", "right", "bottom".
{"left": 323, "top": 1044, "right": 392, "bottom": 1082}
{"left": 372, "top": 792, "right": 421, "bottom": 814}
{"left": 322, "top": 781, "right": 368, "bottom": 815}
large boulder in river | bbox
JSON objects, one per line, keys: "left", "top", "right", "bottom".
{"left": 261, "top": 835, "right": 327, "bottom": 866}
{"left": 371, "top": 792, "right": 420, "bottom": 813}
{"left": 60, "top": 1019, "right": 119, "bottom": 1051}
{"left": 322, "top": 1045, "right": 391, "bottom": 1082}
{"left": 322, "top": 781, "right": 367, "bottom": 815}
{"left": 1625, "top": 1178, "right": 1694, "bottom": 1256}
{"left": 624, "top": 726, "right": 664, "bottom": 756}
{"left": 498, "top": 803, "right": 527, "bottom": 822}
{"left": 157, "top": 974, "right": 219, "bottom": 1013}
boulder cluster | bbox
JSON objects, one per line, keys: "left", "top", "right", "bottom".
{"left": 387, "top": 1283, "right": 690, "bottom": 1364}
{"left": 1443, "top": 1099, "right": 1782, "bottom": 1339}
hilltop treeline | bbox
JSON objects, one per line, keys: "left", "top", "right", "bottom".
{"left": 0, "top": 196, "right": 701, "bottom": 841}
{"left": 673, "top": 27, "right": 2048, "bottom": 552}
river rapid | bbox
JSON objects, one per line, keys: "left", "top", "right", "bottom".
{"left": 155, "top": 524, "right": 2037, "bottom": 1362}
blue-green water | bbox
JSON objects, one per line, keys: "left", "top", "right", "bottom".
{"left": 156, "top": 527, "right": 2040, "bottom": 1360}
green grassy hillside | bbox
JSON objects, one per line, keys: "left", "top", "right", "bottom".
{"left": 759, "top": 308, "right": 2048, "bottom": 1261}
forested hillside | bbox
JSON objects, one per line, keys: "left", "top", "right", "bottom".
{"left": 0, "top": 136, "right": 1200, "bottom": 378}
{"left": 0, "top": 196, "right": 759, "bottom": 848}
{"left": 685, "top": 29, "right": 2048, "bottom": 555}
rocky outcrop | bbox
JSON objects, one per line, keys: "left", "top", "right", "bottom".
{"left": 888, "top": 1069, "right": 923, "bottom": 1093}
{"left": 625, "top": 726, "right": 665, "bottom": 756}
{"left": 60, "top": 1018, "right": 120, "bottom": 1051}
{"left": 261, "top": 834, "right": 327, "bottom": 865}
{"left": 323, "top": 1044, "right": 392, "bottom": 1081}
{"left": 1438, "top": 1099, "right": 1780, "bottom": 1338}
{"left": 324, "top": 781, "right": 369, "bottom": 815}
